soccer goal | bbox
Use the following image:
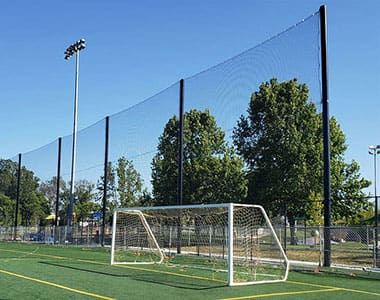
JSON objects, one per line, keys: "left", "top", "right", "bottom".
{"left": 111, "top": 203, "right": 289, "bottom": 286}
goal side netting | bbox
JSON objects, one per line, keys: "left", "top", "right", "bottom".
{"left": 111, "top": 203, "right": 289, "bottom": 286}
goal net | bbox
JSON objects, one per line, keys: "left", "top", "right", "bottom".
{"left": 111, "top": 203, "right": 289, "bottom": 286}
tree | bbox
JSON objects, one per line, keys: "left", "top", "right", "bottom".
{"left": 0, "top": 159, "right": 59, "bottom": 226}
{"left": 0, "top": 192, "right": 15, "bottom": 226}
{"left": 96, "top": 162, "right": 117, "bottom": 224}
{"left": 74, "top": 180, "right": 99, "bottom": 224}
{"left": 233, "top": 78, "right": 369, "bottom": 242}
{"left": 0, "top": 159, "right": 18, "bottom": 200}
{"left": 39, "top": 177, "right": 60, "bottom": 214}
{"left": 18, "top": 167, "right": 49, "bottom": 226}
{"left": 116, "top": 156, "right": 145, "bottom": 207}
{"left": 152, "top": 109, "right": 247, "bottom": 205}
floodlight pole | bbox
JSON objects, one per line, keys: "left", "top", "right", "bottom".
{"left": 67, "top": 50, "right": 79, "bottom": 230}
{"left": 65, "top": 39, "right": 86, "bottom": 235}
{"left": 369, "top": 145, "right": 380, "bottom": 267}
{"left": 320, "top": 5, "right": 331, "bottom": 267}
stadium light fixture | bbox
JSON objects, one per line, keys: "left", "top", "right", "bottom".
{"left": 368, "top": 144, "right": 380, "bottom": 267}
{"left": 64, "top": 38, "right": 86, "bottom": 232}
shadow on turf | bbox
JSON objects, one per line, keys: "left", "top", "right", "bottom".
{"left": 39, "top": 261, "right": 225, "bottom": 291}
{"left": 294, "top": 269, "right": 380, "bottom": 281}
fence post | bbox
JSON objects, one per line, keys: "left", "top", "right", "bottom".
{"left": 304, "top": 219, "right": 307, "bottom": 245}
{"left": 101, "top": 116, "right": 110, "bottom": 247}
{"left": 13, "top": 153, "right": 22, "bottom": 240}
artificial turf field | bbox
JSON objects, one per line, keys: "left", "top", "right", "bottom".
{"left": 0, "top": 242, "right": 379, "bottom": 300}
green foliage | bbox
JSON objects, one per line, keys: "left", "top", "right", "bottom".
{"left": 96, "top": 162, "right": 117, "bottom": 221}
{"left": 116, "top": 156, "right": 145, "bottom": 207}
{"left": 233, "top": 79, "right": 321, "bottom": 220}
{"left": 74, "top": 180, "right": 100, "bottom": 223}
{"left": 39, "top": 176, "right": 60, "bottom": 214}
{"left": 152, "top": 109, "right": 247, "bottom": 205}
{"left": 0, "top": 192, "right": 15, "bottom": 225}
{"left": 19, "top": 167, "right": 49, "bottom": 226}
{"left": 233, "top": 78, "right": 370, "bottom": 224}
{"left": 0, "top": 159, "right": 18, "bottom": 200}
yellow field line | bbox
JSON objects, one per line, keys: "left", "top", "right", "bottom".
{"left": 3, "top": 246, "right": 380, "bottom": 297}
{"left": 288, "top": 280, "right": 380, "bottom": 297}
{"left": 0, "top": 248, "right": 65, "bottom": 260}
{"left": 219, "top": 287, "right": 342, "bottom": 300}
{"left": 0, "top": 268, "right": 114, "bottom": 300}
{"left": 0, "top": 247, "right": 225, "bottom": 284}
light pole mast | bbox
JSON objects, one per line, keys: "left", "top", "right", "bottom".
{"left": 65, "top": 39, "right": 86, "bottom": 232}
{"left": 369, "top": 144, "right": 380, "bottom": 267}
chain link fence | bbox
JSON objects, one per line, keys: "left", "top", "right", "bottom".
{"left": 1, "top": 225, "right": 379, "bottom": 269}
{"left": 0, "top": 225, "right": 112, "bottom": 247}
{"left": 274, "top": 225, "right": 379, "bottom": 268}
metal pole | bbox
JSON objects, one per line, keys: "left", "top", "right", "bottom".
{"left": 177, "top": 79, "right": 184, "bottom": 206}
{"left": 101, "top": 116, "right": 110, "bottom": 247}
{"left": 177, "top": 79, "right": 184, "bottom": 254}
{"left": 67, "top": 50, "right": 80, "bottom": 231}
{"left": 55, "top": 137, "right": 62, "bottom": 227}
{"left": 13, "top": 153, "right": 22, "bottom": 240}
{"left": 320, "top": 4, "right": 331, "bottom": 267}
{"left": 374, "top": 152, "right": 379, "bottom": 266}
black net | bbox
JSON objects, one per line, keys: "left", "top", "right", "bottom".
{"left": 3, "top": 11, "right": 326, "bottom": 251}
{"left": 19, "top": 140, "right": 58, "bottom": 227}
{"left": 185, "top": 13, "right": 321, "bottom": 133}
{"left": 60, "top": 119, "right": 105, "bottom": 232}
{"left": 181, "top": 12, "right": 321, "bottom": 205}
{"left": 109, "top": 82, "right": 180, "bottom": 208}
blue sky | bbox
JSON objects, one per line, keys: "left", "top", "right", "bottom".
{"left": 1, "top": 0, "right": 380, "bottom": 193}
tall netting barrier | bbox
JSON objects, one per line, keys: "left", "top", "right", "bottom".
{"left": 60, "top": 119, "right": 106, "bottom": 244}
{"left": 185, "top": 13, "right": 321, "bottom": 135}
{"left": 4, "top": 8, "right": 378, "bottom": 270}
{"left": 17, "top": 140, "right": 58, "bottom": 242}
{"left": 181, "top": 12, "right": 323, "bottom": 266}
{"left": 108, "top": 82, "right": 180, "bottom": 208}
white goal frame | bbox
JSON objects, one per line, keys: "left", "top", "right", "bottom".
{"left": 111, "top": 203, "right": 289, "bottom": 286}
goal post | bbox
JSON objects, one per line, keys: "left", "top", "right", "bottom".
{"left": 111, "top": 203, "right": 289, "bottom": 286}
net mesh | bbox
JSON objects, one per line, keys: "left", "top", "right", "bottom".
{"left": 113, "top": 204, "right": 287, "bottom": 284}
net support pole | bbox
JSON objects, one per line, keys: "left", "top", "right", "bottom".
{"left": 13, "top": 153, "right": 22, "bottom": 240}
{"left": 177, "top": 79, "right": 184, "bottom": 206}
{"left": 55, "top": 137, "right": 62, "bottom": 228}
{"left": 101, "top": 116, "right": 110, "bottom": 247}
{"left": 177, "top": 79, "right": 184, "bottom": 254}
{"left": 320, "top": 4, "right": 331, "bottom": 267}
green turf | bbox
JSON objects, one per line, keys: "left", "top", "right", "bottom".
{"left": 0, "top": 242, "right": 379, "bottom": 299}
